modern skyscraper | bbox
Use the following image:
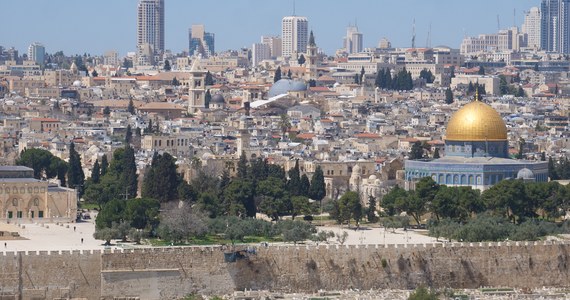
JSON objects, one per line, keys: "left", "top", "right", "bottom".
{"left": 281, "top": 16, "right": 308, "bottom": 57}
{"left": 523, "top": 7, "right": 542, "bottom": 50}
{"left": 189, "top": 25, "right": 215, "bottom": 58}
{"left": 344, "top": 25, "right": 363, "bottom": 54}
{"left": 541, "top": 0, "right": 570, "bottom": 53}
{"left": 261, "top": 36, "right": 282, "bottom": 58}
{"left": 27, "top": 42, "right": 45, "bottom": 65}
{"left": 137, "top": 0, "right": 165, "bottom": 54}
{"left": 251, "top": 43, "right": 271, "bottom": 66}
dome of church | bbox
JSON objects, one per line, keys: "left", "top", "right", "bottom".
{"left": 268, "top": 79, "right": 307, "bottom": 97}
{"left": 351, "top": 165, "right": 361, "bottom": 175}
{"left": 211, "top": 93, "right": 225, "bottom": 104}
{"left": 445, "top": 100, "right": 507, "bottom": 142}
{"left": 517, "top": 168, "right": 534, "bottom": 180}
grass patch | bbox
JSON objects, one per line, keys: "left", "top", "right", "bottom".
{"left": 78, "top": 202, "right": 100, "bottom": 210}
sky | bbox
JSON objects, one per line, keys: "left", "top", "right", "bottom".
{"left": 0, "top": 0, "right": 540, "bottom": 57}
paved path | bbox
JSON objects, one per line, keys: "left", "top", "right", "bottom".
{"left": 0, "top": 218, "right": 106, "bottom": 252}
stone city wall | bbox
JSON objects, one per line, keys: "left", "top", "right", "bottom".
{"left": 1, "top": 241, "right": 570, "bottom": 299}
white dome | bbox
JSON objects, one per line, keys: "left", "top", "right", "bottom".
{"left": 73, "top": 80, "right": 82, "bottom": 87}
{"left": 368, "top": 175, "right": 377, "bottom": 180}
{"left": 517, "top": 168, "right": 534, "bottom": 180}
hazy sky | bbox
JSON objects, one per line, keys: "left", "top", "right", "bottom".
{"left": 0, "top": 0, "right": 539, "bottom": 57}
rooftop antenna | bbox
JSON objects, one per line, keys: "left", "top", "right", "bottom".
{"left": 412, "top": 18, "right": 416, "bottom": 49}
{"left": 497, "top": 15, "right": 500, "bottom": 30}
{"left": 513, "top": 8, "right": 516, "bottom": 28}
{"left": 426, "top": 22, "right": 432, "bottom": 48}
{"left": 293, "top": 0, "right": 295, "bottom": 16}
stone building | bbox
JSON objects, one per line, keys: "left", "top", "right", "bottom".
{"left": 0, "top": 166, "right": 77, "bottom": 223}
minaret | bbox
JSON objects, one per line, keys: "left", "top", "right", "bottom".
{"left": 188, "top": 56, "right": 206, "bottom": 113}
{"left": 305, "top": 30, "right": 318, "bottom": 81}
{"left": 237, "top": 102, "right": 256, "bottom": 158}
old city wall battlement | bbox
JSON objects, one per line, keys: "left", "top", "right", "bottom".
{"left": 1, "top": 242, "right": 570, "bottom": 299}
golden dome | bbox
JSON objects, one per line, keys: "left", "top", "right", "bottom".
{"left": 445, "top": 101, "right": 507, "bottom": 141}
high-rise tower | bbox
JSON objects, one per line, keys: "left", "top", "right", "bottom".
{"left": 523, "top": 7, "right": 542, "bottom": 50}
{"left": 27, "top": 42, "right": 45, "bottom": 65}
{"left": 344, "top": 25, "right": 363, "bottom": 54}
{"left": 189, "top": 25, "right": 215, "bottom": 58}
{"left": 137, "top": 0, "right": 165, "bottom": 54}
{"left": 541, "top": 0, "right": 570, "bottom": 53}
{"left": 281, "top": 16, "right": 308, "bottom": 57}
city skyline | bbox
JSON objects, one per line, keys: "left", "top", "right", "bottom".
{"left": 1, "top": 0, "right": 539, "bottom": 57}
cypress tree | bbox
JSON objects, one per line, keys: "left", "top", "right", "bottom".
{"left": 237, "top": 151, "right": 248, "bottom": 179}
{"left": 67, "top": 142, "right": 85, "bottom": 194}
{"left": 125, "top": 125, "right": 133, "bottom": 144}
{"left": 300, "top": 174, "right": 310, "bottom": 197}
{"left": 309, "top": 165, "right": 326, "bottom": 201}
{"left": 548, "top": 156, "right": 559, "bottom": 180}
{"left": 123, "top": 145, "right": 138, "bottom": 199}
{"left": 274, "top": 67, "right": 282, "bottom": 83}
{"left": 127, "top": 99, "right": 135, "bottom": 114}
{"left": 205, "top": 90, "right": 211, "bottom": 109}
{"left": 91, "top": 159, "right": 100, "bottom": 184}
{"left": 288, "top": 159, "right": 301, "bottom": 196}
{"left": 142, "top": 152, "right": 178, "bottom": 202}
{"left": 100, "top": 154, "right": 109, "bottom": 176}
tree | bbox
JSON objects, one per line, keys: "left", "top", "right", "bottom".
{"left": 433, "top": 148, "right": 440, "bottom": 159}
{"left": 125, "top": 197, "right": 160, "bottom": 230}
{"left": 205, "top": 71, "right": 215, "bottom": 85}
{"left": 360, "top": 67, "right": 366, "bottom": 85}
{"left": 91, "top": 70, "right": 98, "bottom": 77}
{"left": 125, "top": 125, "right": 133, "bottom": 144}
{"left": 127, "top": 99, "right": 135, "bottom": 114}
{"left": 205, "top": 90, "right": 211, "bottom": 109}
{"left": 309, "top": 165, "right": 326, "bottom": 201}
{"left": 381, "top": 185, "right": 408, "bottom": 216}
{"left": 157, "top": 204, "right": 208, "bottom": 243}
{"left": 366, "top": 196, "right": 378, "bottom": 223}
{"left": 274, "top": 66, "right": 282, "bottom": 83}
{"left": 445, "top": 88, "right": 453, "bottom": 104}
{"left": 287, "top": 159, "right": 301, "bottom": 196}
{"left": 279, "top": 114, "right": 291, "bottom": 139}
{"left": 482, "top": 179, "right": 533, "bottom": 224}
{"left": 237, "top": 151, "right": 248, "bottom": 179}
{"left": 279, "top": 220, "right": 316, "bottom": 244}
{"left": 67, "top": 142, "right": 85, "bottom": 194}
{"left": 100, "top": 154, "right": 109, "bottom": 176}
{"left": 163, "top": 59, "right": 171, "bottom": 71}
{"left": 338, "top": 191, "right": 362, "bottom": 225}
{"left": 291, "top": 196, "right": 311, "bottom": 220}
{"left": 16, "top": 148, "right": 68, "bottom": 181}
{"left": 408, "top": 286, "right": 438, "bottom": 300}
{"left": 409, "top": 141, "right": 424, "bottom": 159}
{"left": 354, "top": 73, "right": 360, "bottom": 84}
{"left": 172, "top": 77, "right": 180, "bottom": 86}
{"left": 549, "top": 156, "right": 559, "bottom": 180}
{"left": 142, "top": 152, "right": 180, "bottom": 203}
{"left": 223, "top": 179, "right": 256, "bottom": 217}
{"left": 257, "top": 177, "right": 291, "bottom": 221}
{"left": 287, "top": 69, "right": 292, "bottom": 79}
{"left": 300, "top": 174, "right": 310, "bottom": 197}
{"left": 516, "top": 138, "right": 525, "bottom": 159}
{"left": 122, "top": 145, "right": 138, "bottom": 199}
{"left": 91, "top": 159, "right": 101, "bottom": 184}
{"left": 297, "top": 54, "right": 306, "bottom": 65}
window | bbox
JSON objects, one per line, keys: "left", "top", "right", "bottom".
{"left": 7, "top": 211, "right": 13, "bottom": 219}
{"left": 17, "top": 211, "right": 22, "bottom": 218}
{"left": 12, "top": 198, "right": 17, "bottom": 206}
{"left": 33, "top": 198, "right": 39, "bottom": 206}
{"left": 31, "top": 211, "right": 34, "bottom": 218}
{"left": 38, "top": 211, "right": 44, "bottom": 218}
